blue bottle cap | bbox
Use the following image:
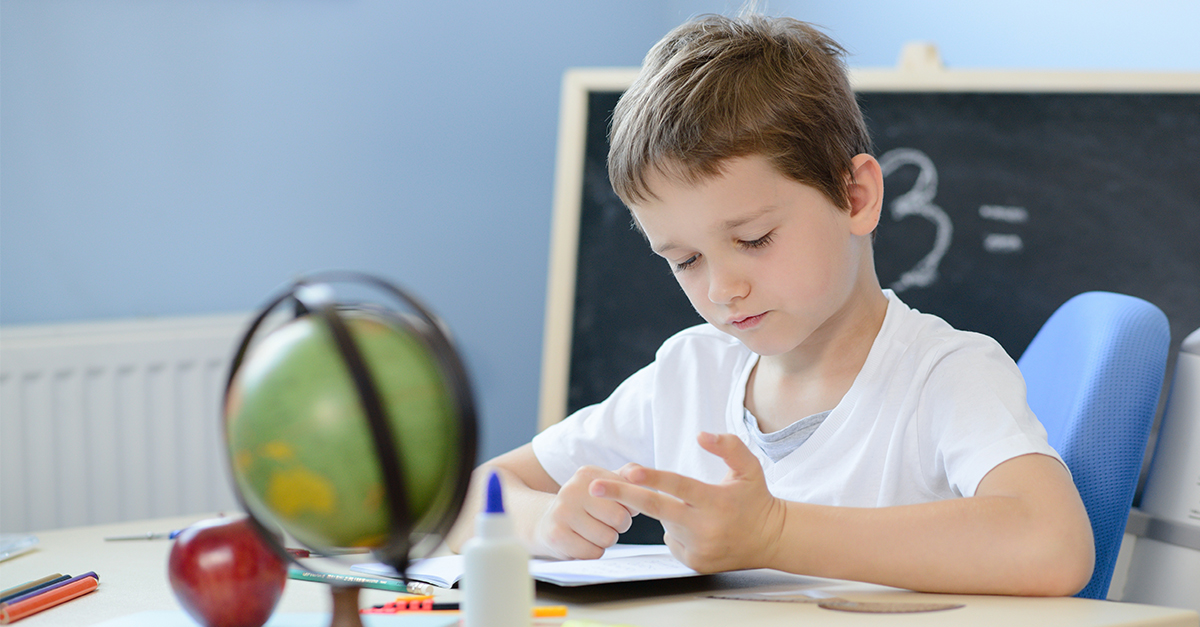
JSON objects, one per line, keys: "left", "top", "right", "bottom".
{"left": 485, "top": 471, "right": 505, "bottom": 514}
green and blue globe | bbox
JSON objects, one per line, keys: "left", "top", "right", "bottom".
{"left": 224, "top": 310, "right": 465, "bottom": 553}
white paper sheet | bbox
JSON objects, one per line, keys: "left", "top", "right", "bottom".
{"left": 353, "top": 544, "right": 703, "bottom": 588}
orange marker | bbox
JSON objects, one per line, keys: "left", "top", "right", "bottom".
{"left": 362, "top": 599, "right": 567, "bottom": 618}
{"left": 0, "top": 572, "right": 99, "bottom": 624}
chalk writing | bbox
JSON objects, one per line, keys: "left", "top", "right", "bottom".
{"left": 879, "top": 148, "right": 953, "bottom": 293}
{"left": 881, "top": 150, "right": 1033, "bottom": 289}
{"left": 979, "top": 205, "right": 1028, "bottom": 254}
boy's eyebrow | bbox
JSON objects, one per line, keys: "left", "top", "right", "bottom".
{"left": 649, "top": 207, "right": 779, "bottom": 255}
{"left": 722, "top": 206, "right": 777, "bottom": 230}
{"left": 651, "top": 241, "right": 680, "bottom": 256}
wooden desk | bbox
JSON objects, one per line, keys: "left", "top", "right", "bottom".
{"left": 3, "top": 514, "right": 1196, "bottom": 627}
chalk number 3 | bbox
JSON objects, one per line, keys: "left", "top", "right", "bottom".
{"left": 878, "top": 148, "right": 953, "bottom": 293}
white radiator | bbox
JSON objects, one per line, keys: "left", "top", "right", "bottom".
{"left": 0, "top": 314, "right": 251, "bottom": 532}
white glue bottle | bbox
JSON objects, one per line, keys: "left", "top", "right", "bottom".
{"left": 463, "top": 470, "right": 533, "bottom": 627}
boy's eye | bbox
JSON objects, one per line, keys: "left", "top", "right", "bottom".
{"left": 673, "top": 254, "right": 699, "bottom": 273}
{"left": 739, "top": 231, "right": 775, "bottom": 250}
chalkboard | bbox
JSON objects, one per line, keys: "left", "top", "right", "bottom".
{"left": 539, "top": 66, "right": 1200, "bottom": 433}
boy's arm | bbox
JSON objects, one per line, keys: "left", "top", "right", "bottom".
{"left": 591, "top": 432, "right": 1094, "bottom": 596}
{"left": 443, "top": 443, "right": 555, "bottom": 553}
{"left": 773, "top": 451, "right": 1094, "bottom": 596}
{"left": 444, "top": 443, "right": 636, "bottom": 559}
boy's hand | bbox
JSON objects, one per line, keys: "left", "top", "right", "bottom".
{"left": 589, "top": 432, "right": 786, "bottom": 573}
{"left": 534, "top": 465, "right": 638, "bottom": 560}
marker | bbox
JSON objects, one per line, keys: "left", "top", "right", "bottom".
{"left": 362, "top": 599, "right": 568, "bottom": 617}
{"left": 361, "top": 598, "right": 442, "bottom": 614}
{"left": 287, "top": 569, "right": 410, "bottom": 593}
{"left": 0, "top": 572, "right": 99, "bottom": 624}
{"left": 104, "top": 530, "right": 182, "bottom": 541}
{"left": 0, "top": 575, "right": 69, "bottom": 604}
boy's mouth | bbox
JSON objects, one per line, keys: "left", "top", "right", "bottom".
{"left": 730, "top": 313, "right": 766, "bottom": 330}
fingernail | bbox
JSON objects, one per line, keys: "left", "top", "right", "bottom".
{"left": 590, "top": 482, "right": 605, "bottom": 497}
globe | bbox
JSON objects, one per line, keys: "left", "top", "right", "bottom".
{"left": 222, "top": 272, "right": 476, "bottom": 578}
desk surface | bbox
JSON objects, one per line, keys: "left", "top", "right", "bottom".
{"left": 3, "top": 514, "right": 1197, "bottom": 627}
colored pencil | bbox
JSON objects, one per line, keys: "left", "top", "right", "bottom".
{"left": 0, "top": 573, "right": 98, "bottom": 624}
{"left": 0, "top": 575, "right": 67, "bottom": 604}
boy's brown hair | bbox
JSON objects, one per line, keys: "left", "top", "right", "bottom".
{"left": 608, "top": 13, "right": 872, "bottom": 212}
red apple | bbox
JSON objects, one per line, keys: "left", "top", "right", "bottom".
{"left": 168, "top": 517, "right": 288, "bottom": 627}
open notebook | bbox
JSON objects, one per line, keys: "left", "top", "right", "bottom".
{"left": 353, "top": 544, "right": 703, "bottom": 588}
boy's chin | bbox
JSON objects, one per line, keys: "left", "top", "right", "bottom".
{"left": 744, "top": 343, "right": 801, "bottom": 358}
{"left": 725, "top": 331, "right": 803, "bottom": 358}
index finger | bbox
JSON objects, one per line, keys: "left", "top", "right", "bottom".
{"left": 619, "top": 464, "right": 713, "bottom": 505}
{"left": 572, "top": 466, "right": 642, "bottom": 518}
{"left": 588, "top": 478, "right": 688, "bottom": 522}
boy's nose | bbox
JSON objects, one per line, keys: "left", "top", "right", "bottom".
{"left": 707, "top": 263, "right": 749, "bottom": 304}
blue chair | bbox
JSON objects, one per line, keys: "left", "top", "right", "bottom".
{"left": 1017, "top": 291, "right": 1170, "bottom": 599}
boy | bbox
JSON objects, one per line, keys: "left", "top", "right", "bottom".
{"left": 448, "top": 12, "right": 1094, "bottom": 596}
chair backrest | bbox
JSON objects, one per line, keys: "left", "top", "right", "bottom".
{"left": 1017, "top": 291, "right": 1169, "bottom": 599}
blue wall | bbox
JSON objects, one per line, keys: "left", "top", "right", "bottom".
{"left": 3, "top": 0, "right": 1197, "bottom": 462}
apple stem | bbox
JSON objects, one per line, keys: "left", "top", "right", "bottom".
{"left": 328, "top": 586, "right": 364, "bottom": 627}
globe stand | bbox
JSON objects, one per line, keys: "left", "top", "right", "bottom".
{"left": 329, "top": 586, "right": 364, "bottom": 627}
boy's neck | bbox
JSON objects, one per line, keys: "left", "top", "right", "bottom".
{"left": 747, "top": 284, "right": 887, "bottom": 432}
{"left": 766, "top": 277, "right": 887, "bottom": 372}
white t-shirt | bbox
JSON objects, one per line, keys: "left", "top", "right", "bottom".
{"left": 532, "top": 290, "right": 1061, "bottom": 506}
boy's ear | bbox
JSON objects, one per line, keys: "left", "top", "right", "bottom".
{"left": 846, "top": 154, "right": 884, "bottom": 237}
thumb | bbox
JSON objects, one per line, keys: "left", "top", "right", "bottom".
{"left": 697, "top": 432, "right": 763, "bottom": 482}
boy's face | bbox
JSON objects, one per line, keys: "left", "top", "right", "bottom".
{"left": 629, "top": 154, "right": 878, "bottom": 358}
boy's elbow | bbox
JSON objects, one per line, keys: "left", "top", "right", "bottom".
{"left": 1032, "top": 547, "right": 1094, "bottom": 597}
{"left": 1049, "top": 510, "right": 1096, "bottom": 597}
{"left": 1060, "top": 536, "right": 1096, "bottom": 597}
{"left": 1021, "top": 524, "right": 1096, "bottom": 597}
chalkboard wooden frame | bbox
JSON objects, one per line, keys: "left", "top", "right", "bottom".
{"left": 538, "top": 48, "right": 1200, "bottom": 431}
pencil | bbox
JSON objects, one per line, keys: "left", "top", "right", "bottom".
{"left": 0, "top": 573, "right": 96, "bottom": 606}
{"left": 0, "top": 573, "right": 99, "bottom": 624}
{"left": 0, "top": 575, "right": 66, "bottom": 604}
{"left": 406, "top": 580, "right": 436, "bottom": 595}
{"left": 287, "top": 568, "right": 410, "bottom": 593}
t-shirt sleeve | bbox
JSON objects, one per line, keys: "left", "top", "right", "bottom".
{"left": 920, "top": 335, "right": 1064, "bottom": 498}
{"left": 531, "top": 361, "right": 659, "bottom": 486}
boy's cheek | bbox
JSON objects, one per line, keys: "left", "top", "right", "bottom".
{"left": 677, "top": 281, "right": 714, "bottom": 316}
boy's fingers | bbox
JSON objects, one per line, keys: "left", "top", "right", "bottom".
{"left": 590, "top": 478, "right": 686, "bottom": 521}
{"left": 698, "top": 432, "right": 763, "bottom": 481}
{"left": 585, "top": 499, "right": 635, "bottom": 533}
{"left": 663, "top": 533, "right": 687, "bottom": 563}
{"left": 572, "top": 513, "right": 624, "bottom": 550}
{"left": 538, "top": 519, "right": 609, "bottom": 560}
{"left": 618, "top": 464, "right": 711, "bottom": 504}
{"left": 555, "top": 531, "right": 608, "bottom": 560}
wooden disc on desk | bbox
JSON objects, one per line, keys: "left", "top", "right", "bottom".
{"left": 708, "top": 592, "right": 842, "bottom": 603}
{"left": 818, "top": 599, "right": 965, "bottom": 613}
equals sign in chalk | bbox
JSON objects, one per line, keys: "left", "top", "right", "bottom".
{"left": 979, "top": 205, "right": 1028, "bottom": 254}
